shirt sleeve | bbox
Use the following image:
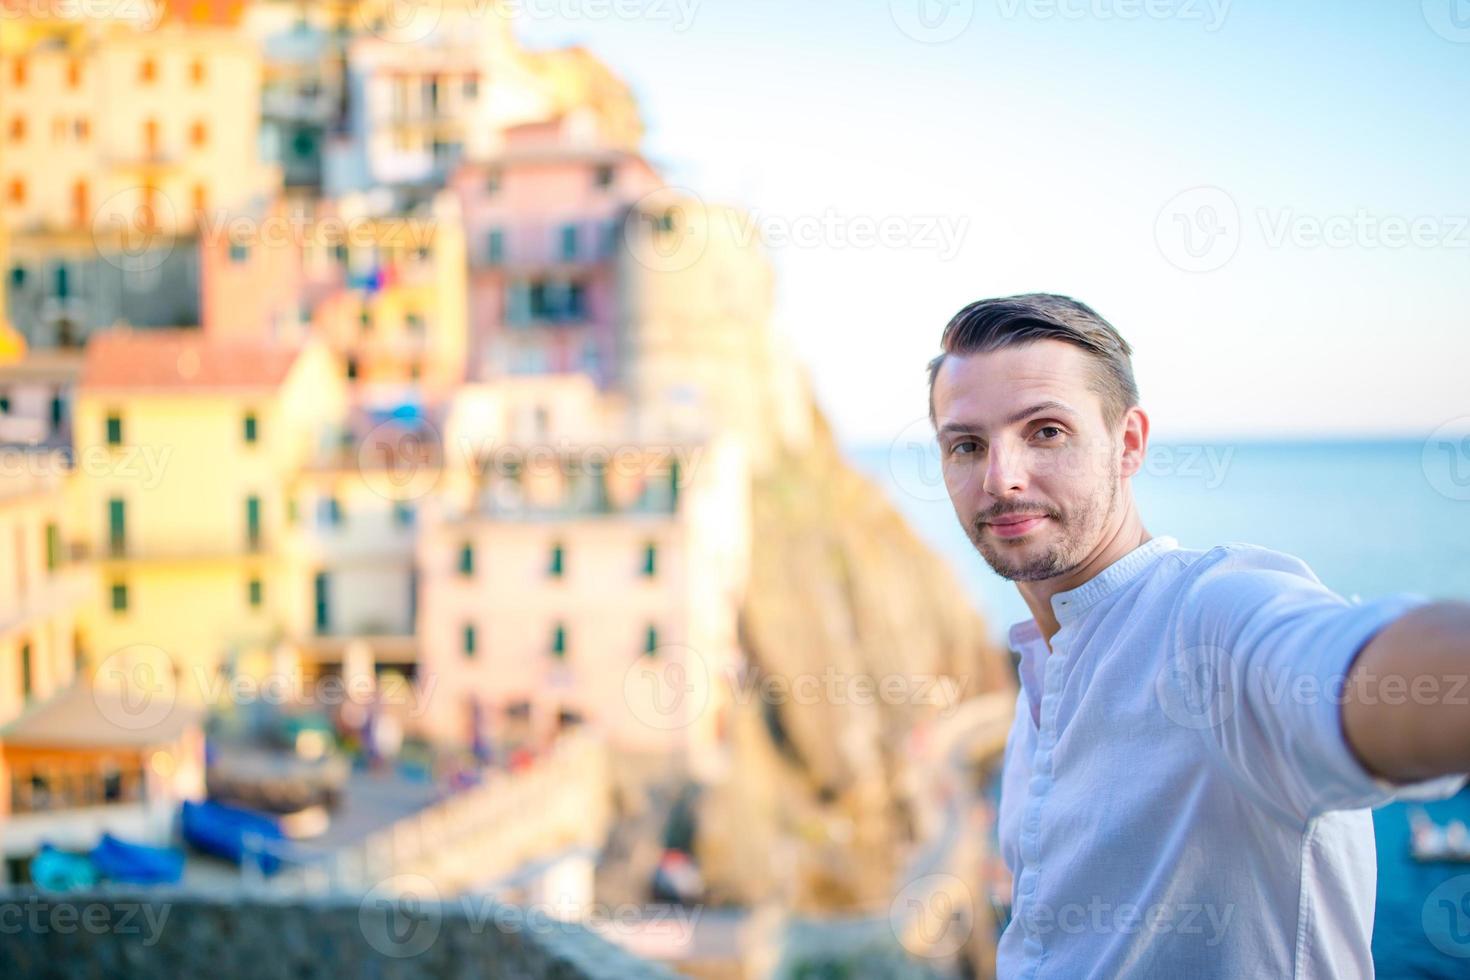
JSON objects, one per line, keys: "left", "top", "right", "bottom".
{"left": 1166, "top": 545, "right": 1468, "bottom": 821}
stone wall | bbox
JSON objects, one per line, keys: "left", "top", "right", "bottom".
{"left": 0, "top": 888, "right": 679, "bottom": 979}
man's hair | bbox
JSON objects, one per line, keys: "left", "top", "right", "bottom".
{"left": 926, "top": 293, "right": 1139, "bottom": 428}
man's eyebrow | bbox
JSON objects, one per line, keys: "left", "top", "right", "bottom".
{"left": 936, "top": 401, "right": 1077, "bottom": 438}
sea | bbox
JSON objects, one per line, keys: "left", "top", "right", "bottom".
{"left": 847, "top": 437, "right": 1470, "bottom": 977}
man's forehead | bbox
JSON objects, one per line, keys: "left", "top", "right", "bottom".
{"left": 933, "top": 342, "right": 1098, "bottom": 421}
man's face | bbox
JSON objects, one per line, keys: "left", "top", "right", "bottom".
{"left": 931, "top": 340, "right": 1125, "bottom": 582}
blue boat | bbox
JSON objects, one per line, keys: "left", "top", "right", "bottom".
{"left": 30, "top": 845, "right": 98, "bottom": 892}
{"left": 181, "top": 800, "right": 286, "bottom": 874}
{"left": 89, "top": 833, "right": 184, "bottom": 885}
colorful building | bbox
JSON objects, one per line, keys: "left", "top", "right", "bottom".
{"left": 452, "top": 115, "right": 663, "bottom": 387}
{"left": 71, "top": 328, "right": 348, "bottom": 705}
{"left": 415, "top": 377, "right": 751, "bottom": 779}
{"left": 0, "top": 0, "right": 279, "bottom": 348}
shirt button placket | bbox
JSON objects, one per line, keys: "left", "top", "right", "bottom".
{"left": 1017, "top": 636, "right": 1066, "bottom": 977}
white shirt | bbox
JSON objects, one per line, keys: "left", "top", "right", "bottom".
{"left": 996, "top": 536, "right": 1466, "bottom": 979}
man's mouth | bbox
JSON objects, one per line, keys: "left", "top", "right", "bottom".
{"left": 984, "top": 514, "right": 1049, "bottom": 539}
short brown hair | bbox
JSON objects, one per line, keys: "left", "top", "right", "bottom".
{"left": 927, "top": 293, "right": 1139, "bottom": 427}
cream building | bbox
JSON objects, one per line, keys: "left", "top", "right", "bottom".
{"left": 415, "top": 377, "right": 751, "bottom": 780}
{"left": 0, "top": 3, "right": 278, "bottom": 237}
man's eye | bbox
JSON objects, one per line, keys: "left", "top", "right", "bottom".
{"left": 951, "top": 440, "right": 979, "bottom": 456}
{"left": 1035, "top": 426, "right": 1063, "bottom": 441}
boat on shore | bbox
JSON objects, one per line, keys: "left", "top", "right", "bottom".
{"left": 1408, "top": 807, "right": 1470, "bottom": 863}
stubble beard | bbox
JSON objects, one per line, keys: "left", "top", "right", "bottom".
{"left": 967, "top": 471, "right": 1120, "bottom": 583}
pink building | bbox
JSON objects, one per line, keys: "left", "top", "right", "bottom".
{"left": 451, "top": 116, "right": 663, "bottom": 388}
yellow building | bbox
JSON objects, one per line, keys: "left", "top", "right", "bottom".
{"left": 0, "top": 448, "right": 92, "bottom": 726}
{"left": 303, "top": 197, "right": 470, "bottom": 397}
{"left": 0, "top": 0, "right": 278, "bottom": 237}
{"left": 71, "top": 328, "right": 348, "bottom": 705}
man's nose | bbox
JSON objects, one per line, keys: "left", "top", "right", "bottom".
{"left": 982, "top": 442, "right": 1027, "bottom": 498}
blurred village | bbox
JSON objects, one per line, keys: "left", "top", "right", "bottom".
{"left": 0, "top": 2, "right": 1015, "bottom": 976}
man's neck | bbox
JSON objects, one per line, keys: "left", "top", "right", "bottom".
{"left": 1017, "top": 512, "right": 1153, "bottom": 647}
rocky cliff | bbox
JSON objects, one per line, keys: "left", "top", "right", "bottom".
{"left": 696, "top": 402, "right": 1012, "bottom": 910}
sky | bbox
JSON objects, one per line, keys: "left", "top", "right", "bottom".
{"left": 514, "top": 0, "right": 1470, "bottom": 447}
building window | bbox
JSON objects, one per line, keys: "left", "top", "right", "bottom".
{"left": 229, "top": 241, "right": 250, "bottom": 264}
{"left": 76, "top": 118, "right": 89, "bottom": 141}
{"left": 0, "top": 394, "right": 8, "bottom": 414}
{"left": 405, "top": 311, "right": 425, "bottom": 335}
{"left": 106, "top": 412, "right": 123, "bottom": 445}
{"left": 560, "top": 225, "right": 578, "bottom": 261}
{"left": 595, "top": 164, "right": 614, "bottom": 189}
{"left": 243, "top": 412, "right": 258, "bottom": 444}
{"left": 248, "top": 577, "right": 263, "bottom": 608}
{"left": 642, "top": 543, "right": 658, "bottom": 577}
{"left": 393, "top": 502, "right": 415, "bottom": 527}
{"left": 551, "top": 622, "right": 567, "bottom": 658}
{"left": 139, "top": 57, "right": 156, "bottom": 83}
{"left": 9, "top": 265, "right": 23, "bottom": 288}
{"left": 12, "top": 58, "right": 26, "bottom": 87}
{"left": 314, "top": 572, "right": 329, "bottom": 633}
{"left": 7, "top": 179, "right": 24, "bottom": 206}
{"left": 19, "top": 642, "right": 33, "bottom": 700}
{"left": 463, "top": 624, "right": 476, "bottom": 658}
{"left": 108, "top": 498, "right": 126, "bottom": 557}
{"left": 245, "top": 495, "right": 262, "bottom": 551}
{"left": 7, "top": 116, "right": 23, "bottom": 142}
{"left": 190, "top": 121, "right": 208, "bottom": 148}
{"left": 49, "top": 395, "right": 63, "bottom": 428}
{"left": 318, "top": 496, "right": 343, "bottom": 528}
{"left": 458, "top": 542, "right": 474, "bottom": 576}
{"left": 486, "top": 229, "right": 504, "bottom": 266}
{"left": 193, "top": 184, "right": 207, "bottom": 215}
{"left": 46, "top": 523, "right": 60, "bottom": 571}
{"left": 548, "top": 542, "right": 564, "bottom": 578}
{"left": 111, "top": 581, "right": 128, "bottom": 613}
{"left": 345, "top": 356, "right": 358, "bottom": 380}
{"left": 644, "top": 626, "right": 659, "bottom": 656}
{"left": 67, "top": 59, "right": 82, "bottom": 88}
{"left": 485, "top": 169, "right": 502, "bottom": 195}
{"left": 190, "top": 59, "right": 206, "bottom": 85}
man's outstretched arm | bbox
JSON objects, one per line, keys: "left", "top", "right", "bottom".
{"left": 1343, "top": 601, "right": 1470, "bottom": 784}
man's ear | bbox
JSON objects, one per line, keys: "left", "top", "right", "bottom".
{"left": 1118, "top": 406, "right": 1149, "bottom": 478}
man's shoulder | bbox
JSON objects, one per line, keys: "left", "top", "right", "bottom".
{"left": 1152, "top": 541, "right": 1340, "bottom": 640}
{"left": 1159, "top": 540, "right": 1323, "bottom": 588}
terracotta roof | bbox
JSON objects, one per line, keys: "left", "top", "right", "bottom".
{"left": 158, "top": 0, "right": 249, "bottom": 27}
{"left": 79, "top": 328, "right": 303, "bottom": 391}
{"left": 0, "top": 682, "right": 201, "bottom": 749}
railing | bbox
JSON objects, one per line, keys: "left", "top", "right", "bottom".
{"left": 251, "top": 731, "right": 612, "bottom": 896}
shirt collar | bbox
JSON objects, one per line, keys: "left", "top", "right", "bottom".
{"left": 1007, "top": 535, "right": 1181, "bottom": 647}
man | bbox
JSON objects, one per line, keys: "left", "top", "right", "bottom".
{"left": 926, "top": 294, "right": 1470, "bottom": 978}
